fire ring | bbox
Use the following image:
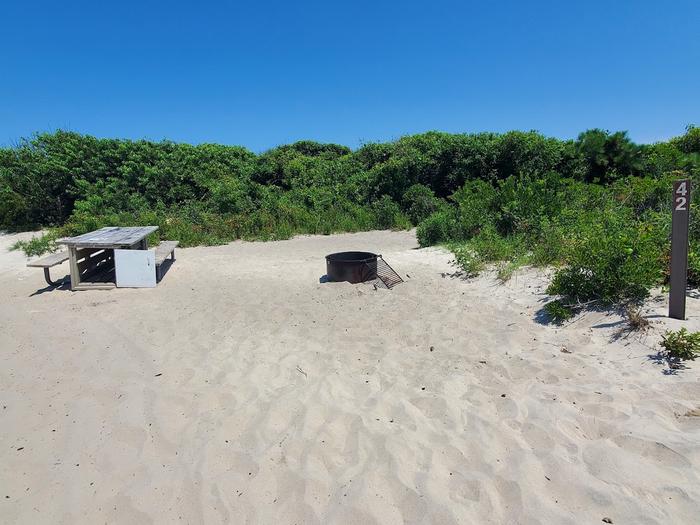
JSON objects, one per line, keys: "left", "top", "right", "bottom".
{"left": 325, "top": 251, "right": 378, "bottom": 284}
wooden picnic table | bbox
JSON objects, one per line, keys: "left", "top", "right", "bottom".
{"left": 57, "top": 226, "right": 158, "bottom": 290}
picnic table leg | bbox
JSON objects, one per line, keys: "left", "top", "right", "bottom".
{"left": 43, "top": 268, "right": 59, "bottom": 286}
{"left": 68, "top": 246, "right": 81, "bottom": 291}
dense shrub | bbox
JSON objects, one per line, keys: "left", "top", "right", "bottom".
{"left": 575, "top": 129, "right": 643, "bottom": 183}
{"left": 425, "top": 151, "right": 691, "bottom": 311}
{"left": 371, "top": 196, "right": 411, "bottom": 230}
{"left": 417, "top": 208, "right": 461, "bottom": 247}
{"left": 3, "top": 126, "right": 700, "bottom": 312}
{"left": 450, "top": 180, "right": 498, "bottom": 238}
{"left": 672, "top": 125, "right": 700, "bottom": 155}
{"left": 0, "top": 183, "right": 29, "bottom": 230}
{"left": 546, "top": 213, "right": 665, "bottom": 305}
{"left": 402, "top": 184, "right": 442, "bottom": 224}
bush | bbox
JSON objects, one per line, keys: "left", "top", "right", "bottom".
{"left": 451, "top": 180, "right": 498, "bottom": 238}
{"left": 660, "top": 328, "right": 700, "bottom": 361}
{"left": 447, "top": 227, "right": 527, "bottom": 279}
{"left": 495, "top": 172, "right": 566, "bottom": 236}
{"left": 543, "top": 300, "right": 574, "bottom": 324}
{"left": 371, "top": 196, "right": 411, "bottom": 230}
{"left": 575, "top": 129, "right": 643, "bottom": 183}
{"left": 2, "top": 126, "right": 699, "bottom": 313}
{"left": 529, "top": 218, "right": 568, "bottom": 266}
{"left": 546, "top": 212, "right": 665, "bottom": 305}
{"left": 402, "top": 184, "right": 441, "bottom": 224}
{"left": 0, "top": 186, "right": 30, "bottom": 230}
{"left": 417, "top": 208, "right": 460, "bottom": 246}
{"left": 688, "top": 244, "right": 700, "bottom": 286}
{"left": 672, "top": 125, "right": 700, "bottom": 155}
{"left": 467, "top": 225, "right": 524, "bottom": 263}
{"left": 450, "top": 243, "right": 484, "bottom": 277}
{"left": 11, "top": 232, "right": 59, "bottom": 257}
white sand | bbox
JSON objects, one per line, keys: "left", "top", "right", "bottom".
{"left": 1, "top": 229, "right": 699, "bottom": 524}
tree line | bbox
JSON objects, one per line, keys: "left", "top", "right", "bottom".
{"left": 2, "top": 126, "right": 699, "bottom": 315}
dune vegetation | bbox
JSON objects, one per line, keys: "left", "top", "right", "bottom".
{"left": 2, "top": 127, "right": 700, "bottom": 317}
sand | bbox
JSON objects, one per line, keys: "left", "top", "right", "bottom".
{"left": 1, "top": 229, "right": 699, "bottom": 524}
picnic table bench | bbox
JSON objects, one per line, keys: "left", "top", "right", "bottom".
{"left": 26, "top": 250, "right": 70, "bottom": 286}
{"left": 155, "top": 240, "right": 178, "bottom": 281}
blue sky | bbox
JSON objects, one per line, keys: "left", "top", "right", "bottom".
{"left": 2, "top": 1, "right": 699, "bottom": 151}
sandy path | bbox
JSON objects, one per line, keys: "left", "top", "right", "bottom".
{"left": 1, "top": 230, "right": 699, "bottom": 524}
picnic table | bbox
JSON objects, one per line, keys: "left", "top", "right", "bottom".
{"left": 57, "top": 226, "right": 158, "bottom": 290}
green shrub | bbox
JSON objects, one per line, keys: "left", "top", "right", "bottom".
{"left": 688, "top": 244, "right": 700, "bottom": 286}
{"left": 660, "top": 328, "right": 700, "bottom": 361}
{"left": 11, "top": 232, "right": 59, "bottom": 257}
{"left": 371, "top": 196, "right": 411, "bottom": 230}
{"left": 496, "top": 256, "right": 529, "bottom": 283}
{"left": 1, "top": 127, "right": 699, "bottom": 313}
{"left": 495, "top": 172, "right": 566, "bottom": 236}
{"left": 449, "top": 243, "right": 484, "bottom": 277}
{"left": 402, "top": 184, "right": 441, "bottom": 224}
{"left": 672, "top": 125, "right": 700, "bottom": 155}
{"left": 467, "top": 225, "right": 525, "bottom": 263}
{"left": 447, "top": 226, "right": 528, "bottom": 281}
{"left": 546, "top": 213, "right": 665, "bottom": 305}
{"left": 451, "top": 180, "right": 498, "bottom": 238}
{"left": 417, "top": 209, "right": 460, "bottom": 246}
{"left": 543, "top": 300, "right": 574, "bottom": 324}
{"left": 209, "top": 178, "right": 255, "bottom": 214}
{"left": 575, "top": 129, "right": 643, "bottom": 183}
{"left": 0, "top": 183, "right": 31, "bottom": 230}
{"left": 529, "top": 218, "right": 569, "bottom": 266}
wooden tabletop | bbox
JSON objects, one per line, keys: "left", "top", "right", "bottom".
{"left": 57, "top": 226, "right": 159, "bottom": 248}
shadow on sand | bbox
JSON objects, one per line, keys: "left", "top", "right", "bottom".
{"left": 647, "top": 351, "right": 689, "bottom": 375}
{"left": 157, "top": 258, "right": 175, "bottom": 282}
{"left": 30, "top": 275, "right": 71, "bottom": 296}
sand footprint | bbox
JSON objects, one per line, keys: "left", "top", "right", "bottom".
{"left": 520, "top": 421, "right": 556, "bottom": 454}
{"left": 580, "top": 403, "right": 630, "bottom": 421}
{"left": 611, "top": 434, "right": 690, "bottom": 468}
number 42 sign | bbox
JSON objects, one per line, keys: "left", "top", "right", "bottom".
{"left": 669, "top": 179, "right": 691, "bottom": 319}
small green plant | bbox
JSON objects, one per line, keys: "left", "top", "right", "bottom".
{"left": 11, "top": 233, "right": 58, "bottom": 257}
{"left": 449, "top": 243, "right": 484, "bottom": 277}
{"left": 496, "top": 255, "right": 529, "bottom": 283}
{"left": 660, "top": 328, "right": 700, "bottom": 361}
{"left": 543, "top": 299, "right": 574, "bottom": 324}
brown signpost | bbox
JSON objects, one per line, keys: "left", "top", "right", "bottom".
{"left": 669, "top": 179, "right": 691, "bottom": 320}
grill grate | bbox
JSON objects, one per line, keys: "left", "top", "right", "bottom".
{"left": 367, "top": 255, "right": 404, "bottom": 289}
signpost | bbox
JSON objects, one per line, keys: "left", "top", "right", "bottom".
{"left": 669, "top": 179, "right": 691, "bottom": 320}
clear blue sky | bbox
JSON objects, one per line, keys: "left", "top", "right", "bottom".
{"left": 2, "top": 1, "right": 699, "bottom": 151}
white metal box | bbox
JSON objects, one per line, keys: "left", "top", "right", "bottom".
{"left": 114, "top": 249, "right": 156, "bottom": 288}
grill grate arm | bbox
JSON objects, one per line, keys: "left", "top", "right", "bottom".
{"left": 368, "top": 256, "right": 404, "bottom": 289}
